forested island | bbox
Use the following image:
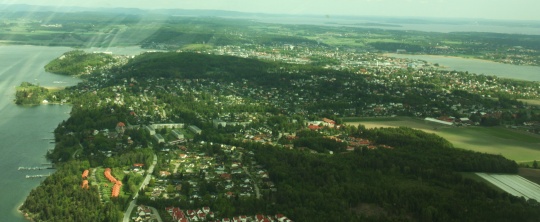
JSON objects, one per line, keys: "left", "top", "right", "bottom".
{"left": 17, "top": 50, "right": 540, "bottom": 222}
{"left": 15, "top": 82, "right": 50, "bottom": 105}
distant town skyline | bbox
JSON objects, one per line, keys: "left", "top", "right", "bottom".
{"left": 2, "top": 0, "right": 539, "bottom": 21}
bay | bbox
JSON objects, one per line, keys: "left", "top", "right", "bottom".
{"left": 0, "top": 45, "right": 148, "bottom": 221}
{"left": 386, "top": 53, "right": 540, "bottom": 81}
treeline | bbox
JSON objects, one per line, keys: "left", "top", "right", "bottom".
{"left": 45, "top": 50, "right": 116, "bottom": 76}
{"left": 239, "top": 127, "right": 535, "bottom": 221}
{"left": 293, "top": 129, "right": 346, "bottom": 153}
{"left": 357, "top": 127, "right": 518, "bottom": 173}
{"left": 20, "top": 161, "right": 123, "bottom": 222}
{"left": 119, "top": 52, "right": 276, "bottom": 80}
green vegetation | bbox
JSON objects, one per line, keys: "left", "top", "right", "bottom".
{"left": 244, "top": 127, "right": 536, "bottom": 221}
{"left": 347, "top": 118, "right": 540, "bottom": 162}
{"left": 45, "top": 50, "right": 116, "bottom": 76}
{"left": 15, "top": 82, "right": 49, "bottom": 105}
{"left": 2, "top": 10, "right": 539, "bottom": 66}
{"left": 20, "top": 161, "right": 123, "bottom": 222}
{"left": 9, "top": 11, "right": 540, "bottom": 221}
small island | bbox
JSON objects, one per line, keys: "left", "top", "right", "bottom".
{"left": 15, "top": 82, "right": 50, "bottom": 105}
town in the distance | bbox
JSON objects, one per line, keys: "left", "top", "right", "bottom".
{"left": 5, "top": 4, "right": 540, "bottom": 222}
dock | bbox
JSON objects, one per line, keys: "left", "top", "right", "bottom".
{"left": 25, "top": 174, "right": 50, "bottom": 179}
{"left": 18, "top": 166, "right": 47, "bottom": 170}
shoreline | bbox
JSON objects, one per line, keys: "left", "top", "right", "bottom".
{"left": 383, "top": 53, "right": 498, "bottom": 64}
{"left": 44, "top": 86, "right": 66, "bottom": 91}
{"left": 17, "top": 203, "right": 34, "bottom": 222}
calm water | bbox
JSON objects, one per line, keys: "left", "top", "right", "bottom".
{"left": 0, "top": 45, "right": 75, "bottom": 221}
{"left": 387, "top": 53, "right": 540, "bottom": 81}
{"left": 0, "top": 45, "right": 148, "bottom": 221}
{"left": 251, "top": 16, "right": 540, "bottom": 35}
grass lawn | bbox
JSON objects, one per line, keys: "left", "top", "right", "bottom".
{"left": 519, "top": 99, "right": 540, "bottom": 106}
{"left": 345, "top": 117, "right": 540, "bottom": 162}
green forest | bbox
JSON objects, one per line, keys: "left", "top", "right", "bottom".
{"left": 18, "top": 48, "right": 540, "bottom": 221}
{"left": 45, "top": 50, "right": 116, "bottom": 76}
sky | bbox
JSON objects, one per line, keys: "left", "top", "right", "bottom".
{"left": 2, "top": 0, "right": 540, "bottom": 21}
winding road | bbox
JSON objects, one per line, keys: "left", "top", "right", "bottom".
{"left": 123, "top": 154, "right": 160, "bottom": 222}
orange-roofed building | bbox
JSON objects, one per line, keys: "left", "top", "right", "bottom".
{"left": 81, "top": 180, "right": 89, "bottom": 189}
{"left": 112, "top": 182, "right": 122, "bottom": 197}
{"left": 322, "top": 118, "right": 336, "bottom": 125}
{"left": 104, "top": 168, "right": 118, "bottom": 184}
{"left": 82, "top": 169, "right": 89, "bottom": 179}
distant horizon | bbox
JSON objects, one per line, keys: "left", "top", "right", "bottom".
{"left": 1, "top": 0, "right": 539, "bottom": 21}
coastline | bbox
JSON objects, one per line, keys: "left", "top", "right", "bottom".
{"left": 383, "top": 53, "right": 498, "bottom": 64}
{"left": 17, "top": 203, "right": 34, "bottom": 222}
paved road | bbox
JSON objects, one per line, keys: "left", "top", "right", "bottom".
{"left": 242, "top": 166, "right": 261, "bottom": 199}
{"left": 149, "top": 206, "right": 163, "bottom": 222}
{"left": 123, "top": 154, "right": 157, "bottom": 222}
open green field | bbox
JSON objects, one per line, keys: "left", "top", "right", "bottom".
{"left": 519, "top": 99, "right": 540, "bottom": 106}
{"left": 345, "top": 117, "right": 540, "bottom": 162}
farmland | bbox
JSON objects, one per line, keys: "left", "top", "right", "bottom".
{"left": 476, "top": 173, "right": 540, "bottom": 201}
{"left": 345, "top": 117, "right": 540, "bottom": 162}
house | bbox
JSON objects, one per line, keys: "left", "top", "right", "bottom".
{"left": 166, "top": 207, "right": 186, "bottom": 221}
{"left": 189, "top": 125, "right": 202, "bottom": 135}
{"left": 145, "top": 125, "right": 156, "bottom": 135}
{"left": 81, "top": 180, "right": 89, "bottom": 189}
{"left": 116, "top": 122, "right": 126, "bottom": 133}
{"left": 308, "top": 124, "right": 321, "bottom": 130}
{"left": 172, "top": 129, "right": 184, "bottom": 139}
{"left": 275, "top": 214, "right": 290, "bottom": 222}
{"left": 82, "top": 169, "right": 89, "bottom": 179}
{"left": 154, "top": 134, "right": 165, "bottom": 143}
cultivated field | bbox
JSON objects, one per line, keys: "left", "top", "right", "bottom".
{"left": 345, "top": 117, "right": 540, "bottom": 162}
{"left": 476, "top": 173, "right": 540, "bottom": 201}
{"left": 519, "top": 99, "right": 540, "bottom": 106}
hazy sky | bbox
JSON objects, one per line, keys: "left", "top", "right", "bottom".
{"left": 3, "top": 0, "right": 540, "bottom": 21}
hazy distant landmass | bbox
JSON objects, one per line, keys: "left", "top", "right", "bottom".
{"left": 2, "top": 3, "right": 540, "bottom": 35}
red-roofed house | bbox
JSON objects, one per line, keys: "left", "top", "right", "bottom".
{"left": 116, "top": 122, "right": 126, "bottom": 133}
{"left": 308, "top": 124, "right": 321, "bottom": 130}
{"left": 198, "top": 213, "right": 207, "bottom": 220}
{"left": 255, "top": 214, "right": 265, "bottom": 222}
{"left": 202, "top": 207, "right": 210, "bottom": 214}
{"left": 240, "top": 215, "right": 248, "bottom": 222}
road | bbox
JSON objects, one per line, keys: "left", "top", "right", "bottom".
{"left": 242, "top": 166, "right": 261, "bottom": 199}
{"left": 123, "top": 154, "right": 157, "bottom": 222}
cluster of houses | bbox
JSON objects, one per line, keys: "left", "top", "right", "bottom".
{"left": 81, "top": 169, "right": 90, "bottom": 189}
{"left": 165, "top": 206, "right": 292, "bottom": 222}
{"left": 165, "top": 206, "right": 214, "bottom": 222}
{"left": 146, "top": 142, "right": 263, "bottom": 202}
{"left": 132, "top": 205, "right": 155, "bottom": 222}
